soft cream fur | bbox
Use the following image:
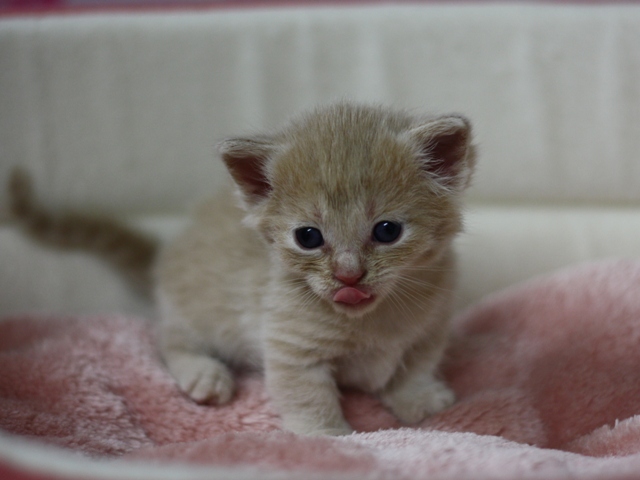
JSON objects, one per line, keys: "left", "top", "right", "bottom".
{"left": 156, "top": 103, "right": 476, "bottom": 436}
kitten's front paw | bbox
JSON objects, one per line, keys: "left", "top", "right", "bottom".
{"left": 166, "top": 353, "right": 235, "bottom": 404}
{"left": 382, "top": 378, "right": 455, "bottom": 425}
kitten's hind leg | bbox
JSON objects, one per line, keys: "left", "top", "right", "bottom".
{"left": 163, "top": 350, "right": 235, "bottom": 404}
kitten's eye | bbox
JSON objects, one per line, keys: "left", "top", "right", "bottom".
{"left": 295, "top": 227, "right": 324, "bottom": 249}
{"left": 372, "top": 221, "right": 402, "bottom": 243}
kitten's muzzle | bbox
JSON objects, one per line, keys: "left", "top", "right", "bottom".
{"left": 332, "top": 265, "right": 372, "bottom": 306}
{"left": 333, "top": 271, "right": 365, "bottom": 286}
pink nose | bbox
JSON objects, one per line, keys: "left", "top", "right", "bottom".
{"left": 334, "top": 271, "right": 365, "bottom": 286}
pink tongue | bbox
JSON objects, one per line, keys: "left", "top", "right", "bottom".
{"left": 333, "top": 287, "right": 371, "bottom": 305}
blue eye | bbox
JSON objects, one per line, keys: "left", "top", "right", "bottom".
{"left": 295, "top": 227, "right": 324, "bottom": 249}
{"left": 373, "top": 221, "right": 402, "bottom": 243}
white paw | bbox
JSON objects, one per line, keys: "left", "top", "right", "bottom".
{"left": 167, "top": 353, "right": 235, "bottom": 404}
{"left": 383, "top": 378, "right": 455, "bottom": 425}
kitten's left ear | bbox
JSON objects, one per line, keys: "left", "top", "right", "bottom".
{"left": 407, "top": 115, "right": 476, "bottom": 192}
{"left": 218, "top": 136, "right": 277, "bottom": 206}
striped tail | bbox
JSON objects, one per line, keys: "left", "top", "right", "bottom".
{"left": 7, "top": 168, "right": 159, "bottom": 298}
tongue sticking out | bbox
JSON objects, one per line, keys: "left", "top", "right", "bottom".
{"left": 333, "top": 287, "right": 372, "bottom": 305}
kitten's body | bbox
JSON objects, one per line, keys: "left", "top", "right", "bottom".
{"left": 158, "top": 188, "right": 454, "bottom": 399}
{"left": 156, "top": 103, "right": 475, "bottom": 435}
{"left": 8, "top": 103, "right": 476, "bottom": 436}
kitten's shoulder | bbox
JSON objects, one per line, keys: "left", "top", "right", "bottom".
{"left": 191, "top": 187, "right": 245, "bottom": 226}
{"left": 158, "top": 186, "right": 270, "bottom": 281}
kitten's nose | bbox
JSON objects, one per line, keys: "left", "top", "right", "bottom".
{"left": 334, "top": 271, "right": 365, "bottom": 286}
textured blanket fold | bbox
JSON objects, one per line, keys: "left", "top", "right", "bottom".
{"left": 3, "top": 259, "right": 640, "bottom": 479}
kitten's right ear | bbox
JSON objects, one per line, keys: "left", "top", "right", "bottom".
{"left": 218, "top": 137, "right": 277, "bottom": 206}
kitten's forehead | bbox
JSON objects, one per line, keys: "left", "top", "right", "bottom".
{"left": 273, "top": 104, "right": 424, "bottom": 207}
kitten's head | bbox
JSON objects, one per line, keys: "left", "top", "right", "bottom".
{"left": 219, "top": 103, "right": 476, "bottom": 317}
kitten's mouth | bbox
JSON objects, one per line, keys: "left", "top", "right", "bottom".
{"left": 333, "top": 287, "right": 374, "bottom": 306}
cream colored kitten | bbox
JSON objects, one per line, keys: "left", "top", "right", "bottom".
{"left": 7, "top": 102, "right": 476, "bottom": 436}
{"left": 157, "top": 102, "right": 476, "bottom": 436}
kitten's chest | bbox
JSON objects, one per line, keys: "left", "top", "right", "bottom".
{"left": 330, "top": 299, "right": 437, "bottom": 392}
{"left": 333, "top": 344, "right": 405, "bottom": 393}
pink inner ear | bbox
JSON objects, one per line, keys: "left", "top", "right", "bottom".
{"left": 226, "top": 156, "right": 272, "bottom": 202}
{"left": 422, "top": 130, "right": 468, "bottom": 182}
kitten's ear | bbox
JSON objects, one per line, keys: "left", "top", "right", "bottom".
{"left": 408, "top": 115, "right": 476, "bottom": 192}
{"left": 218, "top": 136, "right": 277, "bottom": 205}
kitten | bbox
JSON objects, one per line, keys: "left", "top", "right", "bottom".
{"left": 8, "top": 102, "right": 476, "bottom": 436}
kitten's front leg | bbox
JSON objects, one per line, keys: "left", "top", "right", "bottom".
{"left": 380, "top": 339, "right": 455, "bottom": 425}
{"left": 265, "top": 354, "right": 353, "bottom": 436}
{"left": 163, "top": 349, "right": 235, "bottom": 404}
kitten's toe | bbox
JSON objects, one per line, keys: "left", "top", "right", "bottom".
{"left": 166, "top": 353, "right": 235, "bottom": 404}
{"left": 186, "top": 363, "right": 235, "bottom": 404}
{"left": 419, "top": 380, "right": 456, "bottom": 416}
{"left": 382, "top": 378, "right": 455, "bottom": 425}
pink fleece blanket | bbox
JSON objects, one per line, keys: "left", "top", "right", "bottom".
{"left": 3, "top": 259, "right": 640, "bottom": 479}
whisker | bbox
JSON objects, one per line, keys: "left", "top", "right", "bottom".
{"left": 290, "top": 286, "right": 319, "bottom": 310}
{"left": 387, "top": 288, "right": 422, "bottom": 325}
{"left": 398, "top": 286, "right": 444, "bottom": 311}
{"left": 396, "top": 273, "right": 448, "bottom": 291}
{"left": 395, "top": 275, "right": 452, "bottom": 295}
{"left": 393, "top": 276, "right": 448, "bottom": 309}
{"left": 399, "top": 265, "right": 455, "bottom": 275}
